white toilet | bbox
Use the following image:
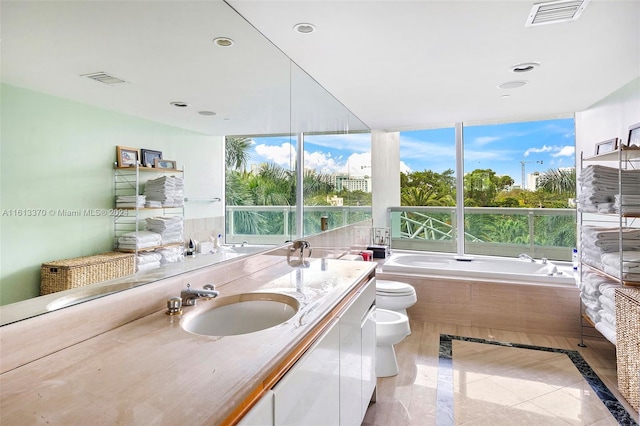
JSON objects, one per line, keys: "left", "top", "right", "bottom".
{"left": 375, "top": 308, "right": 410, "bottom": 377}
{"left": 375, "top": 280, "right": 417, "bottom": 317}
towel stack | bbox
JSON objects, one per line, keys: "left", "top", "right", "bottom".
{"left": 145, "top": 216, "right": 184, "bottom": 245}
{"left": 595, "top": 282, "right": 619, "bottom": 345}
{"left": 614, "top": 194, "right": 640, "bottom": 215}
{"left": 579, "top": 269, "right": 620, "bottom": 345}
{"left": 581, "top": 226, "right": 640, "bottom": 281}
{"left": 156, "top": 246, "right": 183, "bottom": 264}
{"left": 117, "top": 230, "right": 162, "bottom": 251}
{"left": 143, "top": 176, "right": 184, "bottom": 207}
{"left": 116, "top": 195, "right": 145, "bottom": 208}
{"left": 578, "top": 165, "right": 640, "bottom": 213}
{"left": 136, "top": 252, "right": 162, "bottom": 272}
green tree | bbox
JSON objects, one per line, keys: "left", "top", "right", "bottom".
{"left": 463, "top": 169, "right": 513, "bottom": 207}
{"left": 400, "top": 169, "right": 455, "bottom": 206}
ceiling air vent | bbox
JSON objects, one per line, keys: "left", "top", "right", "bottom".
{"left": 525, "top": 0, "right": 590, "bottom": 27}
{"left": 81, "top": 72, "right": 127, "bottom": 85}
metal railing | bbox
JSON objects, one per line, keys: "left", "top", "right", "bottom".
{"left": 225, "top": 205, "right": 372, "bottom": 244}
{"left": 389, "top": 206, "right": 577, "bottom": 261}
{"left": 225, "top": 205, "right": 576, "bottom": 261}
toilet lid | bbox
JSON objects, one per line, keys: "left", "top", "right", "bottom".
{"left": 376, "top": 280, "right": 415, "bottom": 296}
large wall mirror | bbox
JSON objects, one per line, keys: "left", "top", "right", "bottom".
{"left": 0, "top": 1, "right": 368, "bottom": 325}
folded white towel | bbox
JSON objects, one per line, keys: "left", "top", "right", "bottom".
{"left": 594, "top": 321, "right": 616, "bottom": 345}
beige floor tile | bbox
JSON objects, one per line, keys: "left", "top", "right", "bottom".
{"left": 364, "top": 321, "right": 638, "bottom": 426}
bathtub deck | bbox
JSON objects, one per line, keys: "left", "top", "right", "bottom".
{"left": 377, "top": 271, "right": 581, "bottom": 337}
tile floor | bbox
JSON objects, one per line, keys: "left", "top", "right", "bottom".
{"left": 362, "top": 321, "right": 639, "bottom": 425}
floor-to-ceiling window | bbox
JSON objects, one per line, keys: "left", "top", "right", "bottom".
{"left": 225, "top": 131, "right": 372, "bottom": 244}
{"left": 463, "top": 118, "right": 576, "bottom": 260}
{"left": 391, "top": 126, "right": 457, "bottom": 253}
{"left": 224, "top": 134, "right": 297, "bottom": 245}
{"left": 392, "top": 118, "right": 576, "bottom": 260}
{"left": 302, "top": 132, "right": 372, "bottom": 236}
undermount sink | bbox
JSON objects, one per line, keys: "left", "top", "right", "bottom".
{"left": 181, "top": 292, "right": 300, "bottom": 336}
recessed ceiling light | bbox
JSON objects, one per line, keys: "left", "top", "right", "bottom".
{"left": 498, "top": 81, "right": 528, "bottom": 89}
{"left": 293, "top": 23, "right": 316, "bottom": 34}
{"left": 510, "top": 62, "right": 540, "bottom": 73}
{"left": 501, "top": 94, "right": 511, "bottom": 99}
{"left": 213, "top": 37, "right": 235, "bottom": 47}
{"left": 198, "top": 111, "right": 217, "bottom": 116}
{"left": 170, "top": 101, "right": 189, "bottom": 108}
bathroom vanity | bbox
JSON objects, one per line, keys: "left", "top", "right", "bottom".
{"left": 0, "top": 255, "right": 376, "bottom": 425}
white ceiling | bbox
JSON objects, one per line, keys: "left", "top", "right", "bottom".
{"left": 2, "top": 0, "right": 639, "bottom": 135}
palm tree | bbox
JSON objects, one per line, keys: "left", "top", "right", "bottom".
{"left": 537, "top": 168, "right": 576, "bottom": 198}
{"left": 225, "top": 137, "right": 252, "bottom": 171}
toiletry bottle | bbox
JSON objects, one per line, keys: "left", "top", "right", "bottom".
{"left": 572, "top": 248, "right": 579, "bottom": 270}
{"left": 188, "top": 239, "right": 195, "bottom": 256}
{"left": 214, "top": 234, "right": 222, "bottom": 248}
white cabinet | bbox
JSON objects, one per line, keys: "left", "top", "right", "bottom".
{"left": 237, "top": 390, "right": 274, "bottom": 426}
{"left": 339, "top": 277, "right": 376, "bottom": 425}
{"left": 272, "top": 319, "right": 341, "bottom": 426}
{"left": 240, "top": 275, "right": 377, "bottom": 426}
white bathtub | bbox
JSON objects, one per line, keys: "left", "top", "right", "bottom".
{"left": 381, "top": 251, "right": 577, "bottom": 286}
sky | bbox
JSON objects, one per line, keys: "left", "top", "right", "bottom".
{"left": 245, "top": 118, "right": 575, "bottom": 188}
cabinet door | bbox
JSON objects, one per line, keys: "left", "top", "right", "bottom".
{"left": 361, "top": 304, "right": 377, "bottom": 415}
{"left": 237, "top": 390, "right": 274, "bottom": 426}
{"left": 340, "top": 303, "right": 362, "bottom": 426}
{"left": 273, "top": 320, "right": 340, "bottom": 426}
{"left": 340, "top": 277, "right": 376, "bottom": 425}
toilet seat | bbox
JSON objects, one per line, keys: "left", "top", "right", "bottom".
{"left": 376, "top": 280, "right": 416, "bottom": 296}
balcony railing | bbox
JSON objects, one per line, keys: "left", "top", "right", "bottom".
{"left": 225, "top": 205, "right": 576, "bottom": 261}
{"left": 225, "top": 205, "right": 372, "bottom": 244}
{"left": 389, "top": 206, "right": 576, "bottom": 261}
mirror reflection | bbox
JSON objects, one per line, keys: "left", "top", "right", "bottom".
{"left": 0, "top": 1, "right": 368, "bottom": 326}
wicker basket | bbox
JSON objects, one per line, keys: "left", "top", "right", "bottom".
{"left": 615, "top": 287, "right": 640, "bottom": 412}
{"left": 40, "top": 252, "right": 135, "bottom": 295}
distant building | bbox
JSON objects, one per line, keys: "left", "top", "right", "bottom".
{"left": 527, "top": 171, "right": 542, "bottom": 190}
{"left": 332, "top": 173, "right": 372, "bottom": 192}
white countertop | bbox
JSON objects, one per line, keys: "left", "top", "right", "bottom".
{"left": 0, "top": 257, "right": 375, "bottom": 424}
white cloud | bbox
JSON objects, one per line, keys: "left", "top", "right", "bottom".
{"left": 304, "top": 150, "right": 342, "bottom": 174}
{"left": 474, "top": 136, "right": 501, "bottom": 146}
{"left": 341, "top": 152, "right": 372, "bottom": 176}
{"left": 254, "top": 143, "right": 294, "bottom": 166}
{"left": 523, "top": 145, "right": 554, "bottom": 157}
{"left": 551, "top": 146, "right": 575, "bottom": 157}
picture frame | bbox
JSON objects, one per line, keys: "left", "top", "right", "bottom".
{"left": 141, "top": 149, "right": 163, "bottom": 168}
{"left": 155, "top": 159, "right": 177, "bottom": 170}
{"left": 625, "top": 122, "right": 640, "bottom": 148}
{"left": 116, "top": 146, "right": 140, "bottom": 167}
{"left": 595, "top": 138, "right": 618, "bottom": 155}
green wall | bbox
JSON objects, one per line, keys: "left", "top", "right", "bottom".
{"left": 0, "top": 84, "right": 223, "bottom": 305}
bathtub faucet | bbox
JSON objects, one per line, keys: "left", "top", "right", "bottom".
{"left": 518, "top": 253, "right": 535, "bottom": 262}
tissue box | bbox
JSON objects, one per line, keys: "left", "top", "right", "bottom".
{"left": 367, "top": 245, "right": 389, "bottom": 259}
{"left": 197, "top": 241, "right": 215, "bottom": 253}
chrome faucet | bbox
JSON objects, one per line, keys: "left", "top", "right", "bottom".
{"left": 290, "top": 240, "right": 312, "bottom": 258}
{"left": 518, "top": 253, "right": 535, "bottom": 262}
{"left": 181, "top": 283, "right": 220, "bottom": 306}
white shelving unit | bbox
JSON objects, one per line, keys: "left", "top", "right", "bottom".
{"left": 578, "top": 146, "right": 640, "bottom": 346}
{"left": 113, "top": 163, "right": 185, "bottom": 258}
